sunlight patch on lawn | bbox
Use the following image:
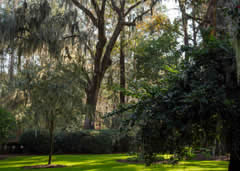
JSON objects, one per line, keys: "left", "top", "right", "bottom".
{"left": 0, "top": 154, "right": 228, "bottom": 171}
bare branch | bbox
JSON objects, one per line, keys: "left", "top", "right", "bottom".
{"left": 120, "top": 0, "right": 126, "bottom": 11}
{"left": 185, "top": 13, "right": 203, "bottom": 23}
{"left": 101, "top": 0, "right": 107, "bottom": 13}
{"left": 90, "top": 0, "right": 100, "bottom": 16}
{"left": 100, "top": 22, "right": 122, "bottom": 75}
{"left": 124, "top": 0, "right": 146, "bottom": 17}
{"left": 124, "top": 0, "right": 158, "bottom": 26}
{"left": 71, "top": 0, "right": 97, "bottom": 26}
{"left": 78, "top": 63, "right": 91, "bottom": 86}
{"left": 111, "top": 0, "right": 121, "bottom": 15}
{"left": 123, "top": 9, "right": 151, "bottom": 26}
{"left": 85, "top": 43, "right": 95, "bottom": 60}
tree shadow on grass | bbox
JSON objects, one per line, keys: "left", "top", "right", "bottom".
{"left": 0, "top": 155, "right": 229, "bottom": 171}
{"left": 59, "top": 156, "right": 228, "bottom": 171}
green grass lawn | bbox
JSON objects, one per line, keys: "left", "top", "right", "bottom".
{"left": 0, "top": 154, "right": 228, "bottom": 171}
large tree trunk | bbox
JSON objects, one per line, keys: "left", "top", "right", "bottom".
{"left": 84, "top": 75, "right": 102, "bottom": 129}
{"left": 84, "top": 94, "right": 98, "bottom": 129}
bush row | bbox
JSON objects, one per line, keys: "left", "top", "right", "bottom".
{"left": 20, "top": 130, "right": 131, "bottom": 154}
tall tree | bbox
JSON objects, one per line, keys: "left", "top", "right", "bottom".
{"left": 70, "top": 0, "right": 159, "bottom": 129}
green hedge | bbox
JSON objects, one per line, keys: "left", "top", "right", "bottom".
{"left": 20, "top": 130, "right": 50, "bottom": 154}
{"left": 20, "top": 130, "right": 131, "bottom": 154}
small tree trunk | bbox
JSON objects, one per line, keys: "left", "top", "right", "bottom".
{"left": 48, "top": 118, "right": 54, "bottom": 165}
{"left": 212, "top": 139, "right": 216, "bottom": 157}
{"left": 17, "top": 56, "right": 21, "bottom": 72}
{"left": 120, "top": 29, "right": 126, "bottom": 104}
{"left": 9, "top": 53, "right": 14, "bottom": 82}
{"left": 192, "top": 3, "right": 197, "bottom": 46}
{"left": 178, "top": 0, "right": 189, "bottom": 47}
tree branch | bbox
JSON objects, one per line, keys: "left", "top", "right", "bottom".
{"left": 85, "top": 43, "right": 95, "bottom": 60}
{"left": 124, "top": 0, "right": 158, "bottom": 26}
{"left": 120, "top": 0, "right": 126, "bottom": 11}
{"left": 81, "top": 65, "right": 91, "bottom": 86}
{"left": 123, "top": 9, "right": 151, "bottom": 26}
{"left": 111, "top": 0, "right": 121, "bottom": 15}
{"left": 90, "top": 0, "right": 100, "bottom": 16}
{"left": 101, "top": 0, "right": 107, "bottom": 13}
{"left": 71, "top": 0, "right": 97, "bottom": 26}
{"left": 185, "top": 13, "right": 203, "bottom": 23}
{"left": 101, "top": 22, "right": 123, "bottom": 74}
{"left": 124, "top": 0, "right": 145, "bottom": 17}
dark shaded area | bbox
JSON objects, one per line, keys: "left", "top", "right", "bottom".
{"left": 0, "top": 142, "right": 24, "bottom": 154}
{"left": 22, "top": 164, "right": 66, "bottom": 169}
{"left": 19, "top": 130, "right": 131, "bottom": 154}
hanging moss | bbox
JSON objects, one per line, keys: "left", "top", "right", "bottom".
{"left": 0, "top": 0, "right": 87, "bottom": 61}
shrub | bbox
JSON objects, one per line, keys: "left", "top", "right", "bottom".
{"left": 20, "top": 129, "right": 132, "bottom": 154}
{"left": 113, "top": 135, "right": 132, "bottom": 153}
{"left": 81, "top": 134, "right": 112, "bottom": 154}
{"left": 54, "top": 131, "right": 88, "bottom": 153}
{"left": 20, "top": 130, "right": 49, "bottom": 154}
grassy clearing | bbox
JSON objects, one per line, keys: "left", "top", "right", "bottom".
{"left": 0, "top": 154, "right": 228, "bottom": 171}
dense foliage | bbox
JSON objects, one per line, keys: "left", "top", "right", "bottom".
{"left": 117, "top": 38, "right": 235, "bottom": 165}
{"left": 135, "top": 22, "right": 180, "bottom": 82}
{"left": 0, "top": 107, "right": 15, "bottom": 144}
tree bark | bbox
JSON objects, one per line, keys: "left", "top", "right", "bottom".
{"left": 48, "top": 117, "right": 54, "bottom": 165}
{"left": 84, "top": 82, "right": 100, "bottom": 129}
{"left": 201, "top": 0, "right": 217, "bottom": 37}
{"left": 72, "top": 0, "right": 156, "bottom": 129}
{"left": 192, "top": 2, "right": 197, "bottom": 46}
{"left": 120, "top": 29, "right": 125, "bottom": 104}
{"left": 178, "top": 0, "right": 189, "bottom": 47}
{"left": 9, "top": 53, "right": 14, "bottom": 82}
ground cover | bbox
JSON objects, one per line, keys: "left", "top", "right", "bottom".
{"left": 0, "top": 154, "right": 228, "bottom": 171}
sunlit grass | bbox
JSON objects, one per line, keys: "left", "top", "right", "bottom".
{"left": 0, "top": 154, "right": 228, "bottom": 171}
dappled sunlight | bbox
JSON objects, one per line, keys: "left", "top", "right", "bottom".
{"left": 0, "top": 154, "right": 228, "bottom": 171}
